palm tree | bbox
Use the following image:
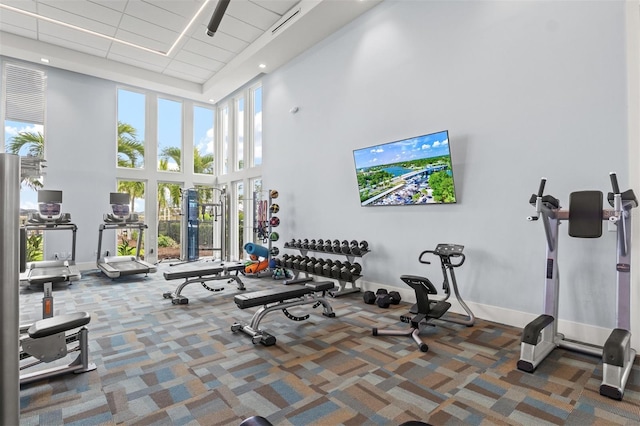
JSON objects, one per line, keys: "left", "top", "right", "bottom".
{"left": 6, "top": 131, "right": 44, "bottom": 189}
{"left": 117, "top": 121, "right": 144, "bottom": 168}
{"left": 160, "top": 146, "right": 181, "bottom": 171}
{"left": 117, "top": 180, "right": 145, "bottom": 213}
{"left": 194, "top": 148, "right": 214, "bottom": 174}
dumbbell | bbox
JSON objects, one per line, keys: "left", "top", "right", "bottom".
{"left": 341, "top": 240, "right": 351, "bottom": 254}
{"left": 309, "top": 239, "right": 317, "bottom": 250}
{"left": 363, "top": 289, "right": 397, "bottom": 308}
{"left": 316, "top": 239, "right": 324, "bottom": 251}
{"left": 306, "top": 257, "right": 317, "bottom": 273}
{"left": 299, "top": 256, "right": 311, "bottom": 271}
{"left": 292, "top": 239, "right": 301, "bottom": 248}
{"left": 340, "top": 262, "right": 362, "bottom": 281}
{"left": 270, "top": 247, "right": 279, "bottom": 257}
{"left": 330, "top": 260, "right": 343, "bottom": 279}
{"left": 322, "top": 259, "right": 334, "bottom": 276}
{"left": 301, "top": 238, "right": 310, "bottom": 249}
{"left": 332, "top": 239, "right": 341, "bottom": 253}
{"left": 323, "top": 239, "right": 333, "bottom": 252}
{"left": 363, "top": 289, "right": 388, "bottom": 306}
{"left": 285, "top": 239, "right": 294, "bottom": 248}
{"left": 360, "top": 240, "right": 369, "bottom": 253}
{"left": 284, "top": 255, "right": 293, "bottom": 269}
{"left": 314, "top": 258, "right": 326, "bottom": 275}
{"left": 350, "top": 240, "right": 361, "bottom": 255}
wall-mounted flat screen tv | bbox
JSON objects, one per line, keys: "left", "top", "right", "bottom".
{"left": 352, "top": 130, "right": 457, "bottom": 206}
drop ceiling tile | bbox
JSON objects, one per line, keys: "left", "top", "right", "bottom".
{"left": 107, "top": 51, "right": 169, "bottom": 73}
{"left": 39, "top": 20, "right": 113, "bottom": 51}
{"left": 39, "top": 0, "right": 122, "bottom": 27}
{"left": 36, "top": 3, "right": 118, "bottom": 36}
{"left": 252, "top": 0, "right": 299, "bottom": 16}
{"left": 216, "top": 14, "right": 263, "bottom": 43}
{"left": 164, "top": 59, "right": 212, "bottom": 80}
{"left": 182, "top": 36, "right": 235, "bottom": 63}
{"left": 0, "top": 25, "right": 37, "bottom": 40}
{"left": 39, "top": 32, "right": 110, "bottom": 57}
{"left": 1, "top": 0, "right": 38, "bottom": 13}
{"left": 173, "top": 48, "right": 224, "bottom": 72}
{"left": 88, "top": 0, "right": 127, "bottom": 13}
{"left": 118, "top": 13, "right": 179, "bottom": 47}
{"left": 108, "top": 41, "right": 172, "bottom": 67}
{"left": 145, "top": 0, "right": 206, "bottom": 20}
{"left": 123, "top": 1, "right": 192, "bottom": 33}
{"left": 226, "top": 0, "right": 280, "bottom": 31}
{"left": 189, "top": 23, "right": 250, "bottom": 53}
{"left": 0, "top": 8, "right": 38, "bottom": 31}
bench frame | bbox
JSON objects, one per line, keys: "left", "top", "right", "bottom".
{"left": 231, "top": 282, "right": 336, "bottom": 346}
{"left": 19, "top": 312, "right": 96, "bottom": 385}
{"left": 163, "top": 262, "right": 246, "bottom": 305}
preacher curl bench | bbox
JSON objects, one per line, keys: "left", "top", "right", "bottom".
{"left": 231, "top": 281, "right": 336, "bottom": 346}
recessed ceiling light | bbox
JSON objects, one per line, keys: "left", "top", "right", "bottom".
{"left": 258, "top": 64, "right": 266, "bottom": 69}
{"left": 40, "top": 58, "right": 49, "bottom": 63}
{"left": 209, "top": 99, "right": 216, "bottom": 103}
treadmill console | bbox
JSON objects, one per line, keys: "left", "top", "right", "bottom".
{"left": 104, "top": 192, "right": 139, "bottom": 223}
{"left": 27, "top": 190, "right": 71, "bottom": 224}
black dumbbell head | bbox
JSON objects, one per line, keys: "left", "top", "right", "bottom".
{"left": 363, "top": 291, "right": 376, "bottom": 304}
{"left": 389, "top": 291, "right": 402, "bottom": 305}
{"left": 376, "top": 288, "right": 388, "bottom": 295}
{"left": 377, "top": 294, "right": 392, "bottom": 308}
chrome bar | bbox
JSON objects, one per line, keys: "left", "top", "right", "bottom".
{"left": 0, "top": 154, "right": 20, "bottom": 425}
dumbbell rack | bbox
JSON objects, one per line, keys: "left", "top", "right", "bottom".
{"left": 282, "top": 240, "right": 369, "bottom": 297}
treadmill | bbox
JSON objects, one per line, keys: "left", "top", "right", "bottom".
{"left": 20, "top": 190, "right": 82, "bottom": 289}
{"left": 97, "top": 192, "right": 156, "bottom": 278}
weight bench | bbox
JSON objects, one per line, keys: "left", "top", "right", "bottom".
{"left": 231, "top": 281, "right": 336, "bottom": 346}
{"left": 20, "top": 311, "right": 97, "bottom": 385}
{"left": 163, "top": 262, "right": 246, "bottom": 305}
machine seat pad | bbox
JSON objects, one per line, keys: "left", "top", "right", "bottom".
{"left": 28, "top": 311, "right": 91, "bottom": 339}
{"left": 164, "top": 262, "right": 245, "bottom": 281}
{"left": 427, "top": 301, "right": 451, "bottom": 319}
{"left": 304, "top": 281, "right": 335, "bottom": 292}
{"left": 235, "top": 286, "right": 313, "bottom": 309}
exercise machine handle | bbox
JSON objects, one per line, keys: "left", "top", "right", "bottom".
{"left": 449, "top": 252, "right": 466, "bottom": 267}
{"left": 537, "top": 178, "right": 547, "bottom": 197}
{"left": 610, "top": 172, "right": 620, "bottom": 194}
{"left": 418, "top": 250, "right": 435, "bottom": 265}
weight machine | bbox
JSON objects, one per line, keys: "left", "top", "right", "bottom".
{"left": 178, "top": 187, "right": 228, "bottom": 263}
{"left": 518, "top": 173, "right": 637, "bottom": 400}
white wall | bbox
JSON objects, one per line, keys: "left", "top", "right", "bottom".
{"left": 43, "top": 68, "right": 117, "bottom": 265}
{"left": 263, "top": 1, "right": 631, "bottom": 336}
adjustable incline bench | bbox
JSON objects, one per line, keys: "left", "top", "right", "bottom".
{"left": 163, "top": 262, "right": 246, "bottom": 305}
{"left": 231, "top": 281, "right": 336, "bottom": 346}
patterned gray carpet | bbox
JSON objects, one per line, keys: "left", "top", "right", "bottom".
{"left": 17, "top": 263, "right": 640, "bottom": 425}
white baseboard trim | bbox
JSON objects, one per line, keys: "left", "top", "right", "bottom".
{"left": 360, "top": 280, "right": 613, "bottom": 348}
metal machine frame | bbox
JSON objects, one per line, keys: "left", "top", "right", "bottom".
{"left": 518, "top": 173, "right": 637, "bottom": 400}
{"left": 97, "top": 192, "right": 156, "bottom": 278}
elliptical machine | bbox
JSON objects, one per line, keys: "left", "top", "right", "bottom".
{"left": 372, "top": 243, "right": 475, "bottom": 352}
{"left": 517, "top": 173, "right": 637, "bottom": 401}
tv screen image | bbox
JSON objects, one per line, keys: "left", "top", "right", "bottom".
{"left": 352, "top": 130, "right": 457, "bottom": 206}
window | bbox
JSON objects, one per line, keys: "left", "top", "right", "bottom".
{"left": 220, "top": 105, "right": 229, "bottom": 174}
{"left": 117, "top": 89, "right": 145, "bottom": 169}
{"left": 194, "top": 105, "right": 214, "bottom": 175}
{"left": 117, "top": 180, "right": 146, "bottom": 258}
{"left": 235, "top": 181, "right": 244, "bottom": 260}
{"left": 158, "top": 98, "right": 182, "bottom": 172}
{"left": 236, "top": 97, "right": 244, "bottom": 171}
{"left": 252, "top": 86, "right": 262, "bottom": 167}
{"left": 157, "top": 181, "right": 182, "bottom": 260}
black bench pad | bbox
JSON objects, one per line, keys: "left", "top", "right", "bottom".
{"left": 235, "top": 282, "right": 334, "bottom": 309}
{"left": 28, "top": 311, "right": 91, "bottom": 339}
{"left": 164, "top": 262, "right": 245, "bottom": 280}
